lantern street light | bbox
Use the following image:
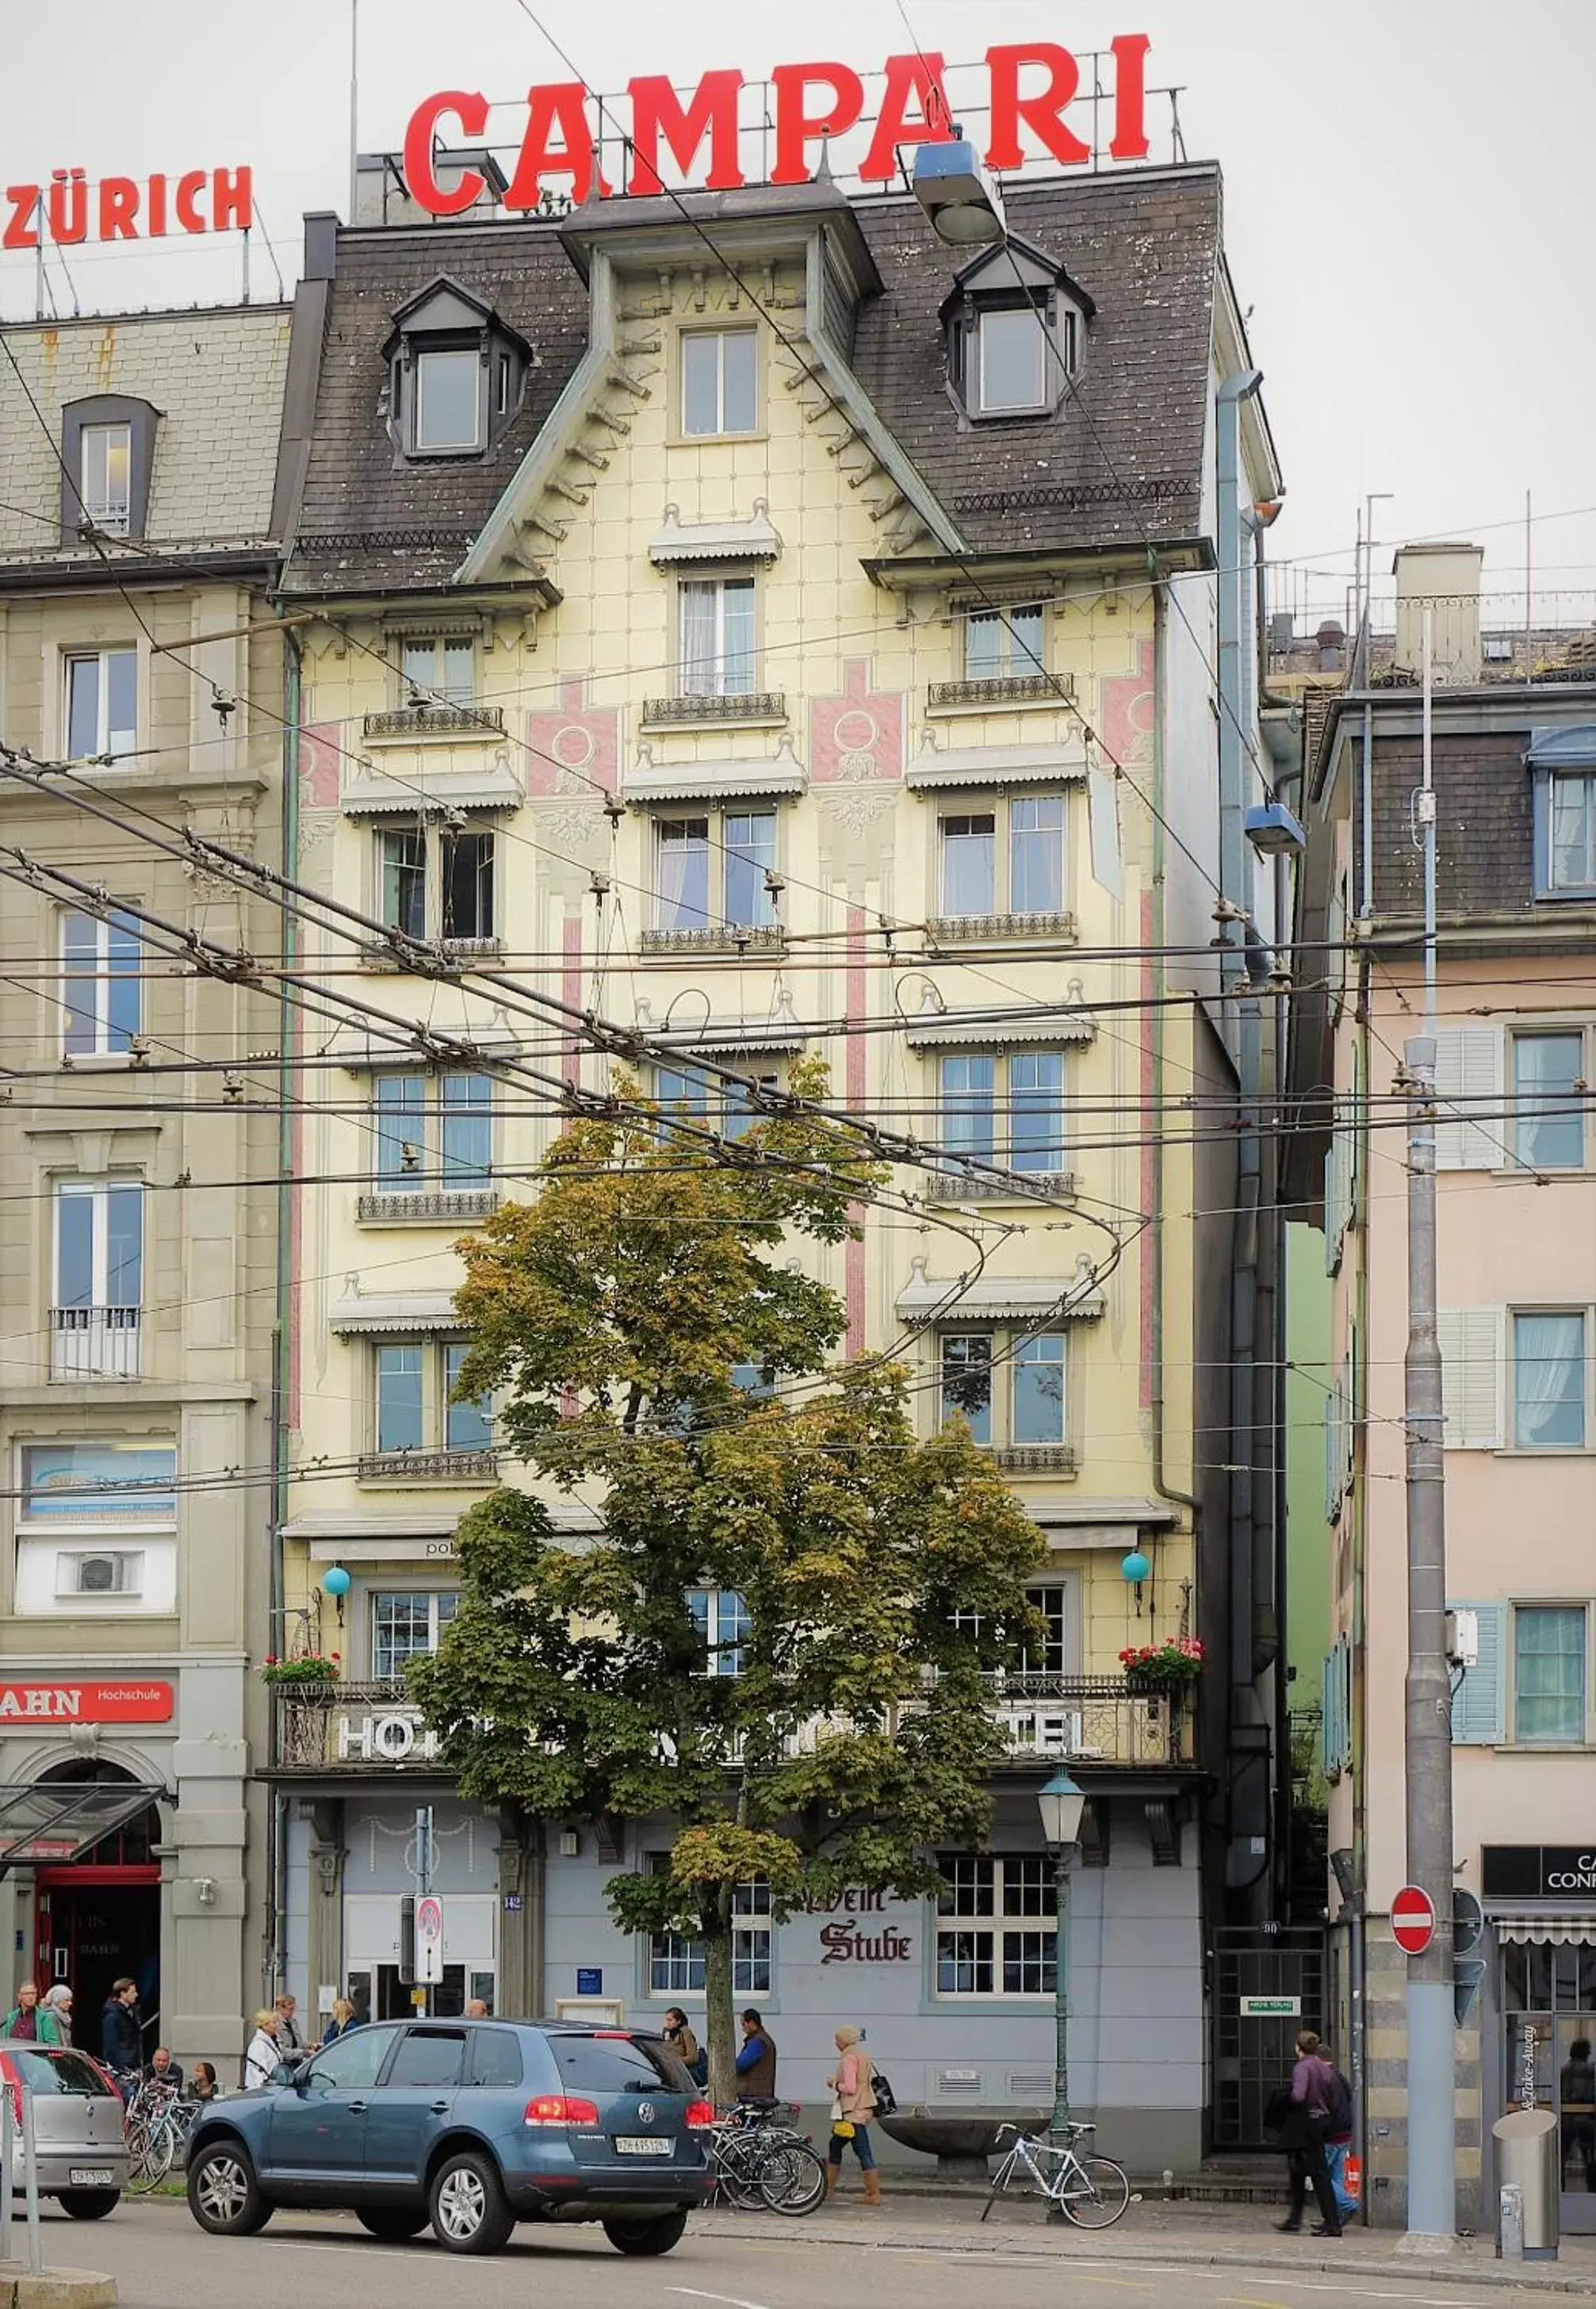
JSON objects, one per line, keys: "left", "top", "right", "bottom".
{"left": 1036, "top": 1766, "right": 1087, "bottom": 2152}
{"left": 912, "top": 136, "right": 1008, "bottom": 247}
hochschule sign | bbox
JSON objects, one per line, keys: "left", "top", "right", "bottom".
{"left": 404, "top": 38, "right": 1154, "bottom": 215}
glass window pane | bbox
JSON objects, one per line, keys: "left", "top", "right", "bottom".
{"left": 1552, "top": 776, "right": 1596, "bottom": 890}
{"left": 655, "top": 1065, "right": 713, "bottom": 1120}
{"left": 941, "top": 1334, "right": 993, "bottom": 1443}
{"left": 966, "top": 611, "right": 1004, "bottom": 680}
{"left": 656, "top": 818, "right": 711, "bottom": 929}
{"left": 941, "top": 814, "right": 996, "bottom": 916}
{"left": 1001, "top": 1931, "right": 1058, "bottom": 1995}
{"left": 1514, "top": 1311, "right": 1586, "bottom": 1448}
{"left": 442, "top": 829, "right": 493, "bottom": 940}
{"left": 679, "top": 581, "right": 718, "bottom": 695}
{"left": 66, "top": 658, "right": 99, "bottom": 757}
{"left": 1007, "top": 603, "right": 1044, "bottom": 674}
{"left": 443, "top": 1340, "right": 491, "bottom": 1450}
{"left": 1010, "top": 1049, "right": 1066, "bottom": 1171}
{"left": 1014, "top": 1334, "right": 1066, "bottom": 1445}
{"left": 1010, "top": 794, "right": 1064, "bottom": 912}
{"left": 105, "top": 1184, "right": 142, "bottom": 1308}
{"left": 415, "top": 350, "right": 481, "bottom": 451}
{"left": 62, "top": 912, "right": 98, "bottom": 1054}
{"left": 1514, "top": 1033, "right": 1584, "bottom": 1170}
{"left": 106, "top": 912, "right": 141, "bottom": 1049}
{"left": 441, "top": 639, "right": 474, "bottom": 703}
{"left": 373, "top": 1592, "right": 431, "bottom": 1679}
{"left": 400, "top": 639, "right": 434, "bottom": 695}
{"left": 21, "top": 1442, "right": 174, "bottom": 1522}
{"left": 55, "top": 1189, "right": 94, "bottom": 1308}
{"left": 376, "top": 1344, "right": 425, "bottom": 1453}
{"left": 1019, "top": 1587, "right": 1068, "bottom": 1675}
{"left": 375, "top": 1075, "right": 426, "bottom": 1184}
{"left": 105, "top": 651, "right": 137, "bottom": 756}
{"left": 721, "top": 579, "right": 756, "bottom": 693}
{"left": 941, "top": 1052, "right": 996, "bottom": 1162}
{"left": 724, "top": 1074, "right": 777, "bottom": 1143}
{"left": 723, "top": 810, "right": 775, "bottom": 926}
{"left": 721, "top": 331, "right": 757, "bottom": 431}
{"left": 682, "top": 334, "right": 720, "bottom": 437}
{"left": 978, "top": 306, "right": 1048, "bottom": 412}
{"left": 380, "top": 828, "right": 427, "bottom": 936}
{"left": 441, "top": 1073, "right": 491, "bottom": 1181}
{"left": 1515, "top": 1606, "right": 1586, "bottom": 1744}
{"left": 936, "top": 1931, "right": 993, "bottom": 1994}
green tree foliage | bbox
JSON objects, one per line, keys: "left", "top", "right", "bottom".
{"left": 411, "top": 1064, "right": 1044, "bottom": 2101}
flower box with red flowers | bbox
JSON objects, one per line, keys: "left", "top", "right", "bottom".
{"left": 1118, "top": 1637, "right": 1204, "bottom": 1693}
{"left": 260, "top": 1653, "right": 342, "bottom": 1687}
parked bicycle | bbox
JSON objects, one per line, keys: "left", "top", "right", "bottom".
{"left": 124, "top": 2082, "right": 198, "bottom": 2194}
{"left": 708, "top": 2101, "right": 828, "bottom": 2216}
{"left": 981, "top": 2119, "right": 1131, "bottom": 2228}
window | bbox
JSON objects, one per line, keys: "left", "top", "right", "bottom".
{"left": 646, "top": 1858, "right": 771, "bottom": 1997}
{"left": 65, "top": 649, "right": 136, "bottom": 761}
{"left": 688, "top": 1587, "right": 751, "bottom": 1677}
{"left": 939, "top": 1050, "right": 1067, "bottom": 1172}
{"left": 399, "top": 636, "right": 476, "bottom": 706}
{"left": 938, "top": 795, "right": 1066, "bottom": 920}
{"left": 977, "top": 306, "right": 1050, "bottom": 414}
{"left": 680, "top": 577, "right": 757, "bottom": 697}
{"left": 1513, "top": 1031, "right": 1586, "bottom": 1170}
{"left": 469, "top": 2030, "right": 523, "bottom": 2089}
{"left": 1013, "top": 1335, "right": 1066, "bottom": 1446}
{"left": 415, "top": 348, "right": 482, "bottom": 453}
{"left": 1514, "top": 1606, "right": 1586, "bottom": 1744}
{"left": 52, "top": 1180, "right": 141, "bottom": 1382}
{"left": 941, "top": 1334, "right": 993, "bottom": 1445}
{"left": 654, "top": 811, "right": 776, "bottom": 931}
{"left": 62, "top": 908, "right": 141, "bottom": 1056}
{"left": 942, "top": 240, "right": 1085, "bottom": 423}
{"left": 16, "top": 1440, "right": 177, "bottom": 1617}
{"left": 372, "top": 1590, "right": 461, "bottom": 1679}
{"left": 940, "top": 1330, "right": 1069, "bottom": 1452}
{"left": 371, "top": 1342, "right": 490, "bottom": 1460}
{"left": 388, "top": 2031, "right": 465, "bottom": 2089}
{"left": 1549, "top": 773, "right": 1596, "bottom": 894}
{"left": 1512, "top": 1311, "right": 1586, "bottom": 1449}
{"left": 377, "top": 825, "right": 495, "bottom": 943}
{"left": 966, "top": 604, "right": 1044, "bottom": 682}
{"left": 80, "top": 423, "right": 131, "bottom": 533}
{"left": 550, "top": 2034, "right": 690, "bottom": 2093}
{"left": 681, "top": 329, "right": 757, "bottom": 438}
{"left": 936, "top": 1855, "right": 1056, "bottom": 1997}
{"left": 304, "top": 2027, "right": 399, "bottom": 2092}
{"left": 373, "top": 1073, "right": 492, "bottom": 1189}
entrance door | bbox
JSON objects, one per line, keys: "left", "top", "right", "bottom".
{"left": 36, "top": 1873, "right": 160, "bottom": 2056}
{"left": 1211, "top": 1928, "right": 1327, "bottom": 2150}
{"left": 1502, "top": 1941, "right": 1596, "bottom": 2234}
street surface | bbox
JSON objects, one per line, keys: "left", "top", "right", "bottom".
{"left": 33, "top": 2196, "right": 1594, "bottom": 2309}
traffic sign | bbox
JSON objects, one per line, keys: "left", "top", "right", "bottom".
{"left": 1453, "top": 1888, "right": 1485, "bottom": 1957}
{"left": 1391, "top": 1885, "right": 1436, "bottom": 1955}
{"left": 1454, "top": 1956, "right": 1487, "bottom": 2024}
{"left": 416, "top": 1893, "right": 445, "bottom": 1985}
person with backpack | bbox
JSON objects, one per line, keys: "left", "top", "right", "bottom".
{"left": 1317, "top": 2041, "right": 1357, "bottom": 2219}
{"left": 1275, "top": 2029, "right": 1344, "bottom": 2237}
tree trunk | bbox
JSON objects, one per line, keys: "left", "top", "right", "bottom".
{"left": 704, "top": 1928, "right": 737, "bottom": 2111}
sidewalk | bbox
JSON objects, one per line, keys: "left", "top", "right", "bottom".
{"left": 732, "top": 2187, "right": 1596, "bottom": 2293}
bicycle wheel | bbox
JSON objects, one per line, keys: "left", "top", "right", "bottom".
{"left": 1060, "top": 2153, "right": 1131, "bottom": 2230}
{"left": 760, "top": 2142, "right": 828, "bottom": 2216}
{"left": 713, "top": 2141, "right": 768, "bottom": 2211}
{"left": 124, "top": 2118, "right": 157, "bottom": 2193}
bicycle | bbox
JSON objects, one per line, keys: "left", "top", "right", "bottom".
{"left": 124, "top": 2082, "right": 196, "bottom": 2193}
{"left": 981, "top": 2119, "right": 1131, "bottom": 2229}
{"left": 708, "top": 2101, "right": 828, "bottom": 2216}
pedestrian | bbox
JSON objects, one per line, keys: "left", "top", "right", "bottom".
{"left": 147, "top": 2046, "right": 184, "bottom": 2093}
{"left": 733, "top": 2007, "right": 778, "bottom": 2102}
{"left": 663, "top": 2007, "right": 707, "bottom": 2087}
{"left": 100, "top": 1978, "right": 142, "bottom": 2081}
{"left": 321, "top": 1997, "right": 360, "bottom": 2045}
{"left": 242, "top": 2010, "right": 281, "bottom": 2091}
{"left": 1562, "top": 2036, "right": 1596, "bottom": 2193}
{"left": 41, "top": 1986, "right": 72, "bottom": 2045}
{"left": 188, "top": 2062, "right": 222, "bottom": 2104}
{"left": 465, "top": 1998, "right": 489, "bottom": 2018}
{"left": 1275, "top": 2029, "right": 1344, "bottom": 2238}
{"left": 2, "top": 1983, "right": 63, "bottom": 2045}
{"left": 825, "top": 2026, "right": 882, "bottom": 2205}
{"left": 273, "top": 1991, "right": 310, "bottom": 2060}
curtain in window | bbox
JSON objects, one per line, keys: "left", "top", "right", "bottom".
{"left": 1552, "top": 775, "right": 1596, "bottom": 889}
{"left": 1009, "top": 795, "right": 1064, "bottom": 912}
{"left": 723, "top": 812, "right": 776, "bottom": 926}
{"left": 1514, "top": 1032, "right": 1584, "bottom": 1169}
{"left": 940, "top": 816, "right": 996, "bottom": 916}
{"left": 1513, "top": 1311, "right": 1586, "bottom": 1447}
{"left": 679, "top": 583, "right": 720, "bottom": 697}
{"left": 1515, "top": 1607, "right": 1586, "bottom": 1743}
{"left": 656, "top": 821, "right": 710, "bottom": 929}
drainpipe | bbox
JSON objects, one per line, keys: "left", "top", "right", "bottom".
{"left": 266, "top": 622, "right": 302, "bottom": 1997}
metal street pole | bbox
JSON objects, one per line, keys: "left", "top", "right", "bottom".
{"left": 1051, "top": 1843, "right": 1071, "bottom": 2137}
{"left": 1403, "top": 599, "right": 1456, "bottom": 2248}
{"left": 415, "top": 1804, "right": 434, "bottom": 2021}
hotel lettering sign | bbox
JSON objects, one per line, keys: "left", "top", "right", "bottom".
{"left": 3, "top": 170, "right": 253, "bottom": 250}
{"left": 335, "top": 1707, "right": 442, "bottom": 1766}
{"left": 404, "top": 38, "right": 1154, "bottom": 216}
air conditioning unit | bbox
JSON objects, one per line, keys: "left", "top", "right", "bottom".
{"left": 63, "top": 1552, "right": 140, "bottom": 1598}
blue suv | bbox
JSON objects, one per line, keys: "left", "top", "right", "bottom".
{"left": 186, "top": 2019, "right": 713, "bottom": 2257}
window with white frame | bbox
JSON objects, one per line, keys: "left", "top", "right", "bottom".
{"left": 1512, "top": 1029, "right": 1586, "bottom": 1170}
{"left": 61, "top": 907, "right": 141, "bottom": 1056}
{"left": 377, "top": 823, "right": 496, "bottom": 942}
{"left": 940, "top": 1330, "right": 1067, "bottom": 1450}
{"left": 413, "top": 348, "right": 483, "bottom": 454}
{"left": 687, "top": 1587, "right": 751, "bottom": 1676}
{"left": 1511, "top": 1310, "right": 1586, "bottom": 1449}
{"left": 1548, "top": 772, "right": 1596, "bottom": 895}
{"left": 680, "top": 328, "right": 757, "bottom": 438}
{"left": 373, "top": 1072, "right": 492, "bottom": 1189}
{"left": 79, "top": 423, "right": 131, "bottom": 534}
{"left": 1514, "top": 1604, "right": 1587, "bottom": 1744}
{"left": 935, "top": 1854, "right": 1055, "bottom": 1997}
{"left": 398, "top": 634, "right": 476, "bottom": 706}
{"left": 52, "top": 1178, "right": 142, "bottom": 1381}
{"left": 653, "top": 810, "right": 777, "bottom": 932}
{"left": 955, "top": 1586, "right": 1070, "bottom": 1675}
{"left": 371, "top": 1338, "right": 491, "bottom": 1459}
{"left": 975, "top": 307, "right": 1054, "bottom": 414}
{"left": 964, "top": 603, "right": 1045, "bottom": 682}
{"left": 937, "top": 794, "right": 1066, "bottom": 918}
{"left": 646, "top": 1855, "right": 771, "bottom": 1997}
{"left": 15, "top": 1439, "right": 176, "bottom": 1615}
{"left": 370, "top": 1589, "right": 461, "bottom": 1679}
{"left": 679, "top": 576, "right": 757, "bottom": 697}
{"left": 652, "top": 1060, "right": 782, "bottom": 1142}
{"left": 64, "top": 648, "right": 136, "bottom": 760}
{"left": 939, "top": 1048, "right": 1067, "bottom": 1173}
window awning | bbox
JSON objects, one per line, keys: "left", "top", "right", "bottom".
{"left": 907, "top": 741, "right": 1090, "bottom": 791}
{"left": 328, "top": 1293, "right": 468, "bottom": 1336}
{"left": 1491, "top": 1914, "right": 1596, "bottom": 1946}
{"left": 0, "top": 1779, "right": 163, "bottom": 1873}
{"left": 895, "top": 1254, "right": 1104, "bottom": 1327}
{"left": 341, "top": 771, "right": 523, "bottom": 817}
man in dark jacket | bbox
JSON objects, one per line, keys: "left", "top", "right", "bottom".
{"left": 734, "top": 2008, "right": 778, "bottom": 2102}
{"left": 100, "top": 1978, "right": 142, "bottom": 2076}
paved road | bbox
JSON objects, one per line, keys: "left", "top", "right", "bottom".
{"left": 33, "top": 2200, "right": 1571, "bottom": 2309}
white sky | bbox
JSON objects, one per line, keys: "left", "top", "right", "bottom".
{"left": 5, "top": 0, "right": 1594, "bottom": 622}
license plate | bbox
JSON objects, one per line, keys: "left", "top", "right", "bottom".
{"left": 68, "top": 2169, "right": 115, "bottom": 2187}
{"left": 615, "top": 2136, "right": 674, "bottom": 2157}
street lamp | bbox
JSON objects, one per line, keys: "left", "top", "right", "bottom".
{"left": 912, "top": 136, "right": 1007, "bottom": 247}
{"left": 1037, "top": 1766, "right": 1086, "bottom": 2146}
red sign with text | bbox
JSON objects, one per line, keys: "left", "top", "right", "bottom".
{"left": 0, "top": 1681, "right": 173, "bottom": 1726}
{"left": 2, "top": 170, "right": 252, "bottom": 251}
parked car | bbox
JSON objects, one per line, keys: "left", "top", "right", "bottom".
{"left": 0, "top": 2047, "right": 128, "bottom": 2219}
{"left": 185, "top": 2018, "right": 713, "bottom": 2256}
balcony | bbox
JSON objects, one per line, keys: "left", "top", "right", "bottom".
{"left": 50, "top": 1307, "right": 140, "bottom": 1382}
{"left": 925, "top": 911, "right": 1077, "bottom": 948}
{"left": 637, "top": 923, "right": 787, "bottom": 959}
{"left": 356, "top": 1448, "right": 499, "bottom": 1484}
{"left": 362, "top": 704, "right": 504, "bottom": 741}
{"left": 928, "top": 673, "right": 1070, "bottom": 713}
{"left": 356, "top": 1189, "right": 500, "bottom": 1226}
{"left": 274, "top": 1681, "right": 442, "bottom": 1773}
{"left": 640, "top": 691, "right": 787, "bottom": 729}
{"left": 985, "top": 1674, "right": 1190, "bottom": 1767}
{"left": 989, "top": 1443, "right": 1077, "bottom": 1475}
{"left": 925, "top": 1172, "right": 1078, "bottom": 1205}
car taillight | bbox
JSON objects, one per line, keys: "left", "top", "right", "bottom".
{"left": 524, "top": 2093, "right": 600, "bottom": 2126}
{"left": 685, "top": 2099, "right": 714, "bottom": 2130}
{"left": 0, "top": 2057, "right": 19, "bottom": 2130}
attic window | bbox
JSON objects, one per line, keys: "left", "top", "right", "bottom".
{"left": 941, "top": 238, "right": 1093, "bottom": 426}
{"left": 385, "top": 276, "right": 534, "bottom": 463}
{"left": 59, "top": 396, "right": 159, "bottom": 545}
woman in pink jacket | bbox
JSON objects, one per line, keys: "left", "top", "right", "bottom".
{"left": 825, "top": 2026, "right": 881, "bottom": 2204}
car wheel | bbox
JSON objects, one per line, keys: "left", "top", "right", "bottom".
{"left": 428, "top": 2152, "right": 515, "bottom": 2255}
{"left": 603, "top": 2209, "right": 690, "bottom": 2257}
{"left": 57, "top": 2190, "right": 120, "bottom": 2220}
{"left": 356, "top": 2208, "right": 431, "bottom": 2242}
{"left": 187, "top": 2142, "right": 274, "bottom": 2237}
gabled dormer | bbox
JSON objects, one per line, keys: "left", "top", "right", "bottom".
{"left": 382, "top": 277, "right": 534, "bottom": 461}
{"left": 940, "top": 235, "right": 1094, "bottom": 423}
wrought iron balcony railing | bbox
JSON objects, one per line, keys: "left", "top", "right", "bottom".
{"left": 641, "top": 691, "right": 787, "bottom": 726}
{"left": 356, "top": 1447, "right": 499, "bottom": 1484}
{"left": 925, "top": 910, "right": 1077, "bottom": 946}
{"left": 356, "top": 1189, "right": 500, "bottom": 1225}
{"left": 927, "top": 673, "right": 1070, "bottom": 710}
{"left": 638, "top": 923, "right": 787, "bottom": 957}
{"left": 362, "top": 703, "right": 504, "bottom": 739}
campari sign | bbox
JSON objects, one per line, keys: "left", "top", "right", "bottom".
{"left": 404, "top": 38, "right": 1154, "bottom": 215}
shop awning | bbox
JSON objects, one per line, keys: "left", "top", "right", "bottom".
{"left": 1491, "top": 1915, "right": 1596, "bottom": 1947}
{"left": 0, "top": 1780, "right": 164, "bottom": 1872}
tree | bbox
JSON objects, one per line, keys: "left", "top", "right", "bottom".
{"left": 410, "top": 1064, "right": 1045, "bottom": 2104}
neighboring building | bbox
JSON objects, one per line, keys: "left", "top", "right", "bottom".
{"left": 267, "top": 152, "right": 1283, "bottom": 2168}
{"left": 0, "top": 308, "right": 290, "bottom": 2070}
{"left": 1290, "top": 541, "right": 1596, "bottom": 2227}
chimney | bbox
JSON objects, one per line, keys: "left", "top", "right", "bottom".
{"left": 1393, "top": 542, "right": 1483, "bottom": 685}
{"left": 1315, "top": 618, "right": 1345, "bottom": 672}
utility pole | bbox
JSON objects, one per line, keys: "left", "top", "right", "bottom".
{"left": 415, "top": 1803, "right": 434, "bottom": 2020}
{"left": 1403, "top": 600, "right": 1455, "bottom": 2246}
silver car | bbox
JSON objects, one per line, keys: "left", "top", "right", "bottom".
{"left": 0, "top": 2047, "right": 128, "bottom": 2219}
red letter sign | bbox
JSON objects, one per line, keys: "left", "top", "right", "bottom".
{"left": 859, "top": 51, "right": 954, "bottom": 182}
{"left": 506, "top": 81, "right": 610, "bottom": 209}
{"left": 985, "top": 44, "right": 1091, "bottom": 169}
{"left": 1109, "top": 33, "right": 1151, "bottom": 160}
{"left": 404, "top": 90, "right": 492, "bottom": 216}
{"left": 627, "top": 69, "right": 744, "bottom": 195}
{"left": 770, "top": 60, "right": 865, "bottom": 186}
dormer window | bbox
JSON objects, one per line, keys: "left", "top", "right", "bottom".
{"left": 941, "top": 237, "right": 1094, "bottom": 425}
{"left": 385, "top": 277, "right": 533, "bottom": 463}
{"left": 59, "top": 396, "right": 159, "bottom": 543}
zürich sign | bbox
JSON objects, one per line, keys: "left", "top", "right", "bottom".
{"left": 405, "top": 38, "right": 1154, "bottom": 216}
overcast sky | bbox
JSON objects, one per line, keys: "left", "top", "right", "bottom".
{"left": 5, "top": 0, "right": 1594, "bottom": 622}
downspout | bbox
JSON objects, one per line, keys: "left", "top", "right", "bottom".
{"left": 1150, "top": 578, "right": 1200, "bottom": 1531}
{"left": 267, "top": 621, "right": 302, "bottom": 1997}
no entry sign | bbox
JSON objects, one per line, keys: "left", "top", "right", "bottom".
{"left": 1391, "top": 1885, "right": 1436, "bottom": 1955}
